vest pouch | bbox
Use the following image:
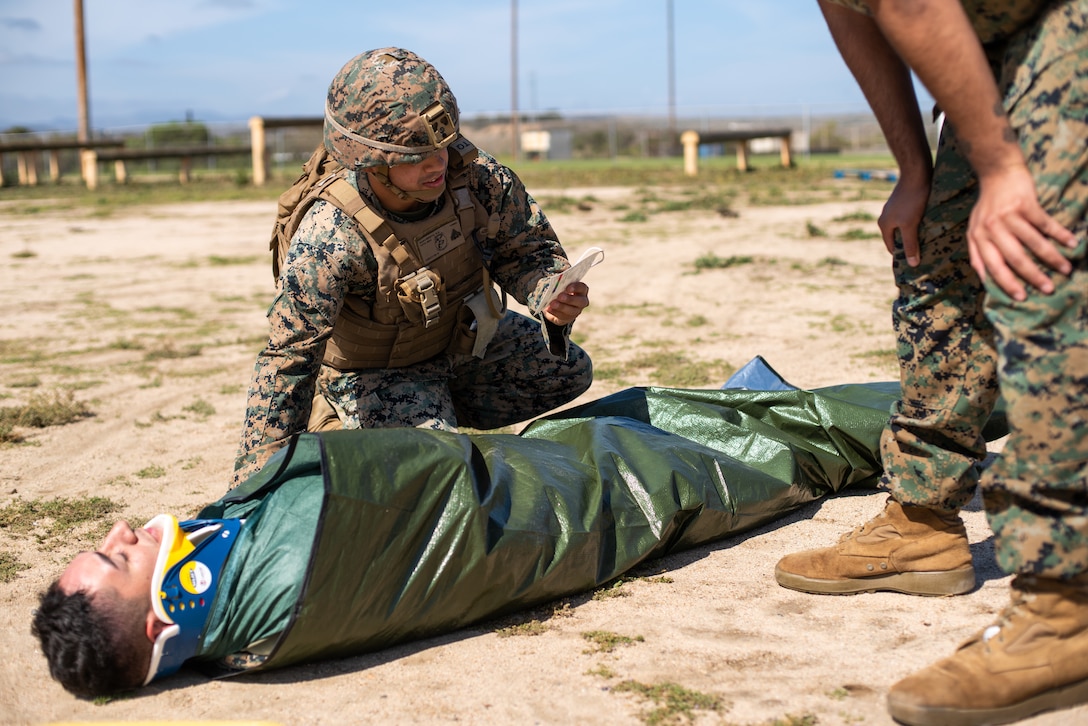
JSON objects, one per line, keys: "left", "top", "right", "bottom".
{"left": 396, "top": 268, "right": 446, "bottom": 328}
{"left": 447, "top": 304, "right": 477, "bottom": 357}
{"left": 448, "top": 286, "right": 505, "bottom": 359}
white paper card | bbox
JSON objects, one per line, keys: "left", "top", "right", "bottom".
{"left": 538, "top": 247, "right": 605, "bottom": 308}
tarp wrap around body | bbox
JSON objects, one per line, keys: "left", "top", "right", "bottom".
{"left": 194, "top": 380, "right": 913, "bottom": 674}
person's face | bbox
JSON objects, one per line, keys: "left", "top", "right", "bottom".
{"left": 385, "top": 148, "right": 450, "bottom": 207}
{"left": 59, "top": 519, "right": 163, "bottom": 606}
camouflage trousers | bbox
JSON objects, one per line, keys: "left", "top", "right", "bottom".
{"left": 309, "top": 310, "right": 592, "bottom": 433}
{"left": 883, "top": 0, "right": 1088, "bottom": 578}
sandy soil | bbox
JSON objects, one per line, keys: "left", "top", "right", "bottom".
{"left": 1, "top": 186, "right": 1083, "bottom": 726}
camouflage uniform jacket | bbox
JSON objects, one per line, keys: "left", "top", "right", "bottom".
{"left": 234, "top": 148, "right": 573, "bottom": 479}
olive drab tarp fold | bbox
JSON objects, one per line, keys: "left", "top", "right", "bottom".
{"left": 191, "top": 376, "right": 973, "bottom": 676}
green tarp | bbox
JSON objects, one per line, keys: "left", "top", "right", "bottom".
{"left": 201, "top": 379, "right": 946, "bottom": 673}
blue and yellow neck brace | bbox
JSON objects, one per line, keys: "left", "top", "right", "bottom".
{"left": 144, "top": 514, "right": 242, "bottom": 685}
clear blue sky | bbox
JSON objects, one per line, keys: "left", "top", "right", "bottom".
{"left": 0, "top": 0, "right": 910, "bottom": 133}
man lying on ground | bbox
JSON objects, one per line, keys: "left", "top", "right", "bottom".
{"left": 34, "top": 372, "right": 999, "bottom": 698}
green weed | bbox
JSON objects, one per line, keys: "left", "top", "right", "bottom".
{"left": 693, "top": 253, "right": 753, "bottom": 271}
{"left": 0, "top": 496, "right": 120, "bottom": 540}
{"left": 582, "top": 630, "right": 644, "bottom": 654}
{"left": 839, "top": 227, "right": 880, "bottom": 240}
{"left": 0, "top": 551, "right": 30, "bottom": 583}
{"left": 183, "top": 399, "right": 216, "bottom": 417}
{"left": 0, "top": 390, "right": 92, "bottom": 440}
{"left": 496, "top": 619, "right": 550, "bottom": 638}
{"left": 612, "top": 680, "right": 724, "bottom": 725}
{"left": 833, "top": 210, "right": 875, "bottom": 222}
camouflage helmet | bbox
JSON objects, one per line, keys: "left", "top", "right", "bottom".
{"left": 323, "top": 48, "right": 460, "bottom": 170}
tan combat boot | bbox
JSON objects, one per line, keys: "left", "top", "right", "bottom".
{"left": 774, "top": 497, "right": 975, "bottom": 595}
{"left": 887, "top": 575, "right": 1088, "bottom": 725}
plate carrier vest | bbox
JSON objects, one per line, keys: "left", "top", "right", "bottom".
{"left": 270, "top": 136, "right": 505, "bottom": 370}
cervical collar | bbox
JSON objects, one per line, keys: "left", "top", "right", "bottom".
{"left": 143, "top": 514, "right": 242, "bottom": 685}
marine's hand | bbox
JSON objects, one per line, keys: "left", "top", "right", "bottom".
{"left": 543, "top": 282, "right": 589, "bottom": 326}
{"left": 968, "top": 165, "right": 1076, "bottom": 300}
{"left": 879, "top": 169, "right": 931, "bottom": 265}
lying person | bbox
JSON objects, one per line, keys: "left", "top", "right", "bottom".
{"left": 34, "top": 370, "right": 1001, "bottom": 698}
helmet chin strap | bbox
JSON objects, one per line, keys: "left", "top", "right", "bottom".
{"left": 370, "top": 165, "right": 444, "bottom": 204}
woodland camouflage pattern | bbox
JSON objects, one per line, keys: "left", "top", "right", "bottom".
{"left": 861, "top": 0, "right": 1088, "bottom": 579}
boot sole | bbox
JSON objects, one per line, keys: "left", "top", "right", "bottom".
{"left": 774, "top": 563, "right": 975, "bottom": 596}
{"left": 887, "top": 675, "right": 1088, "bottom": 726}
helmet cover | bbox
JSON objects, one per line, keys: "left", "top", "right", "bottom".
{"left": 324, "top": 48, "right": 460, "bottom": 170}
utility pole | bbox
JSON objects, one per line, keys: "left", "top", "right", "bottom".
{"left": 511, "top": 0, "right": 519, "bottom": 162}
{"left": 666, "top": 0, "right": 676, "bottom": 155}
{"left": 74, "top": 0, "right": 94, "bottom": 183}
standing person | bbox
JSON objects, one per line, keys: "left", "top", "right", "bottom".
{"left": 774, "top": 1, "right": 1087, "bottom": 724}
{"left": 233, "top": 48, "right": 592, "bottom": 487}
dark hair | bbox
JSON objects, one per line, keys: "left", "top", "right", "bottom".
{"left": 31, "top": 580, "right": 152, "bottom": 698}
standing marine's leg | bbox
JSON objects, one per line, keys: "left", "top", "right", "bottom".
{"left": 888, "top": 3, "right": 1088, "bottom": 722}
{"left": 775, "top": 103, "right": 999, "bottom": 597}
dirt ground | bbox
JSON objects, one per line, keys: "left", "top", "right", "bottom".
{"left": 1, "top": 184, "right": 1083, "bottom": 726}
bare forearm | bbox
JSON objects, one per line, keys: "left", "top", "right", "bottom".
{"left": 865, "top": 0, "right": 1024, "bottom": 181}
{"left": 818, "top": 0, "right": 932, "bottom": 180}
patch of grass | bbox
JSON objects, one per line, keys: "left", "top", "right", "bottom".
{"left": 11, "top": 249, "right": 36, "bottom": 259}
{"left": 144, "top": 342, "right": 203, "bottom": 360}
{"left": 208, "top": 255, "right": 259, "bottom": 266}
{"left": 135, "top": 465, "right": 167, "bottom": 479}
{"left": 180, "top": 456, "right": 204, "bottom": 470}
{"left": 853, "top": 348, "right": 898, "bottom": 369}
{"left": 685, "top": 315, "right": 708, "bottom": 327}
{"left": 806, "top": 221, "right": 828, "bottom": 238}
{"left": 693, "top": 253, "right": 753, "bottom": 271}
{"left": 765, "top": 715, "right": 819, "bottom": 726}
{"left": 582, "top": 630, "right": 644, "bottom": 654}
{"left": 0, "top": 496, "right": 121, "bottom": 540}
{"left": 620, "top": 210, "right": 649, "bottom": 223}
{"left": 626, "top": 351, "right": 733, "bottom": 387}
{"left": 819, "top": 256, "right": 850, "bottom": 267}
{"left": 833, "top": 210, "right": 876, "bottom": 222}
{"left": 839, "top": 227, "right": 881, "bottom": 240}
{"left": 536, "top": 195, "right": 598, "bottom": 213}
{"left": 586, "top": 664, "right": 618, "bottom": 679}
{"left": 592, "top": 580, "right": 631, "bottom": 600}
{"left": 495, "top": 619, "right": 550, "bottom": 638}
{"left": 612, "top": 680, "right": 724, "bottom": 725}
{"left": 0, "top": 389, "right": 92, "bottom": 440}
{"left": 183, "top": 398, "right": 216, "bottom": 417}
{"left": 9, "top": 376, "right": 41, "bottom": 388}
{"left": 109, "top": 338, "right": 145, "bottom": 351}
{"left": 0, "top": 550, "right": 30, "bottom": 583}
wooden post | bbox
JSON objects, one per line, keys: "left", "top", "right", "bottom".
{"left": 680, "top": 130, "right": 699, "bottom": 177}
{"left": 178, "top": 156, "right": 192, "bottom": 184}
{"left": 779, "top": 136, "right": 792, "bottom": 168}
{"left": 734, "top": 142, "right": 749, "bottom": 172}
{"left": 249, "top": 116, "right": 267, "bottom": 187}
{"left": 0, "top": 153, "right": 5, "bottom": 187}
{"left": 17, "top": 152, "right": 40, "bottom": 186}
{"left": 82, "top": 150, "right": 98, "bottom": 190}
{"left": 47, "top": 151, "right": 61, "bottom": 183}
{"left": 114, "top": 159, "right": 127, "bottom": 184}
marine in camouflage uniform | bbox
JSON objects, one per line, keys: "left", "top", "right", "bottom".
{"left": 233, "top": 49, "right": 592, "bottom": 486}
{"left": 776, "top": 1, "right": 1088, "bottom": 723}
